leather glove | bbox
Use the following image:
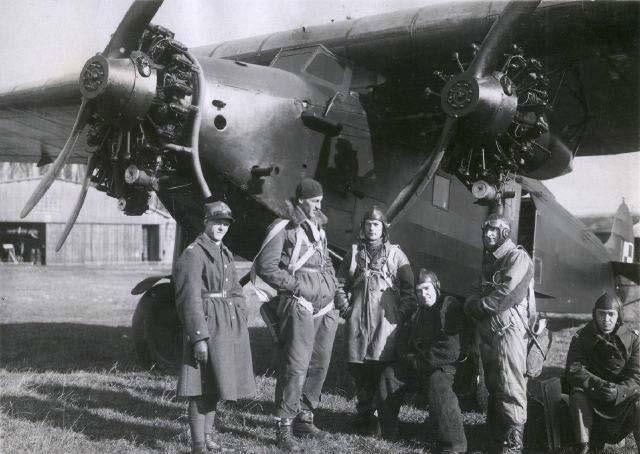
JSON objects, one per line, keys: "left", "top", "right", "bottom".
{"left": 599, "top": 382, "right": 618, "bottom": 403}
{"left": 193, "top": 340, "right": 208, "bottom": 364}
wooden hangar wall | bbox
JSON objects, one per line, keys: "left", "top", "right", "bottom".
{"left": 0, "top": 163, "right": 175, "bottom": 265}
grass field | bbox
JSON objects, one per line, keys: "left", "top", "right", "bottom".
{"left": 0, "top": 264, "right": 637, "bottom": 453}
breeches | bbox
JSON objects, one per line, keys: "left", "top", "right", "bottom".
{"left": 275, "top": 300, "right": 339, "bottom": 418}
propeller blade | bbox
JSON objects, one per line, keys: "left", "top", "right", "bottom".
{"left": 55, "top": 155, "right": 97, "bottom": 251}
{"left": 20, "top": 99, "right": 92, "bottom": 218}
{"left": 467, "top": 0, "right": 541, "bottom": 78}
{"left": 103, "top": 0, "right": 164, "bottom": 58}
{"left": 386, "top": 117, "right": 458, "bottom": 224}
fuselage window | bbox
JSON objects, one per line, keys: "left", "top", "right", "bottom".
{"left": 270, "top": 45, "right": 350, "bottom": 90}
{"left": 432, "top": 174, "right": 450, "bottom": 210}
{"left": 305, "top": 53, "right": 346, "bottom": 86}
{"left": 271, "top": 48, "right": 315, "bottom": 73}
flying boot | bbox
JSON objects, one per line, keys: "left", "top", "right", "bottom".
{"left": 276, "top": 417, "right": 303, "bottom": 452}
{"left": 292, "top": 410, "right": 328, "bottom": 439}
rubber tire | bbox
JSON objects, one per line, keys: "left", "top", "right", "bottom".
{"left": 132, "top": 282, "right": 181, "bottom": 372}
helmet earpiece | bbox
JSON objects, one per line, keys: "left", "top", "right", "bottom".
{"left": 482, "top": 213, "right": 511, "bottom": 242}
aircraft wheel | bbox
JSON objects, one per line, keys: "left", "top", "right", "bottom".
{"left": 132, "top": 282, "right": 180, "bottom": 372}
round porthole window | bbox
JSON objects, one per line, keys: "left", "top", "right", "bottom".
{"left": 214, "top": 115, "right": 227, "bottom": 131}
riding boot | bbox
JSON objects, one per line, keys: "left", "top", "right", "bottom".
{"left": 276, "top": 418, "right": 302, "bottom": 452}
{"left": 292, "top": 410, "right": 328, "bottom": 439}
{"left": 204, "top": 409, "right": 221, "bottom": 452}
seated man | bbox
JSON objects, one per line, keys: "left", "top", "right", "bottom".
{"left": 565, "top": 293, "right": 640, "bottom": 453}
{"left": 377, "top": 269, "right": 468, "bottom": 453}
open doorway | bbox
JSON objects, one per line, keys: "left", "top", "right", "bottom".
{"left": 0, "top": 222, "right": 46, "bottom": 264}
{"left": 517, "top": 197, "right": 537, "bottom": 256}
{"left": 142, "top": 225, "right": 160, "bottom": 261}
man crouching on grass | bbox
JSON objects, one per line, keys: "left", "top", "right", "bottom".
{"left": 377, "top": 269, "right": 468, "bottom": 453}
{"left": 174, "top": 199, "right": 256, "bottom": 454}
{"left": 565, "top": 293, "right": 640, "bottom": 454}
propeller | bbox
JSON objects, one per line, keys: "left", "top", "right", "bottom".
{"left": 55, "top": 154, "right": 98, "bottom": 251}
{"left": 385, "top": 0, "right": 542, "bottom": 224}
{"left": 20, "top": 98, "right": 91, "bottom": 218}
{"left": 20, "top": 0, "right": 165, "bottom": 248}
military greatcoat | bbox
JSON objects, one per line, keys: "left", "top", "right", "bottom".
{"left": 174, "top": 232, "right": 256, "bottom": 399}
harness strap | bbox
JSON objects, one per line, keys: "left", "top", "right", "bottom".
{"left": 250, "top": 219, "right": 289, "bottom": 284}
{"left": 290, "top": 241, "right": 320, "bottom": 274}
{"left": 294, "top": 296, "right": 335, "bottom": 318}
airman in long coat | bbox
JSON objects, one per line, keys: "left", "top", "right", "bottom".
{"left": 335, "top": 206, "right": 415, "bottom": 435}
{"left": 174, "top": 200, "right": 256, "bottom": 454}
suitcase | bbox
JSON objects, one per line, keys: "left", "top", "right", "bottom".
{"left": 525, "top": 376, "right": 574, "bottom": 452}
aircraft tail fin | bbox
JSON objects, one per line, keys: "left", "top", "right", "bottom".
{"left": 605, "top": 199, "right": 635, "bottom": 263}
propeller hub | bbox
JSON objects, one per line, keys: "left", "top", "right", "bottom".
{"left": 79, "top": 52, "right": 157, "bottom": 124}
{"left": 445, "top": 79, "right": 475, "bottom": 111}
{"left": 441, "top": 72, "right": 518, "bottom": 136}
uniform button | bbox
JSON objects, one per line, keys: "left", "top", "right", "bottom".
{"left": 196, "top": 330, "right": 200, "bottom": 335}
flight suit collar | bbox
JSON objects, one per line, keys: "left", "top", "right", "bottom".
{"left": 491, "top": 238, "right": 516, "bottom": 260}
{"left": 589, "top": 319, "right": 631, "bottom": 344}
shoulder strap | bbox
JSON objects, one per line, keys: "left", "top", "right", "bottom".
{"left": 289, "top": 223, "right": 327, "bottom": 274}
{"left": 250, "top": 219, "right": 289, "bottom": 284}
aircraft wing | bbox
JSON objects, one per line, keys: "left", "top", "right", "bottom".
{"left": 0, "top": 74, "right": 84, "bottom": 163}
{"left": 195, "top": 0, "right": 639, "bottom": 158}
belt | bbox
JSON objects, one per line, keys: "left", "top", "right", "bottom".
{"left": 202, "top": 291, "right": 227, "bottom": 298}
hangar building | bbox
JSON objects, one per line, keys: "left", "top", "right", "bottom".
{"left": 0, "top": 163, "right": 175, "bottom": 265}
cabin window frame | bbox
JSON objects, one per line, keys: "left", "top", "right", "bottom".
{"left": 270, "top": 44, "right": 352, "bottom": 91}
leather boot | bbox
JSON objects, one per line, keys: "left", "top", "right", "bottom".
{"left": 573, "top": 443, "right": 590, "bottom": 454}
{"left": 276, "top": 418, "right": 302, "bottom": 452}
{"left": 191, "top": 441, "right": 207, "bottom": 454}
{"left": 499, "top": 424, "right": 524, "bottom": 454}
{"left": 293, "top": 410, "right": 328, "bottom": 439}
{"left": 352, "top": 412, "right": 381, "bottom": 437}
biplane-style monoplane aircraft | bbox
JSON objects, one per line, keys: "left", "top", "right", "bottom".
{"left": 0, "top": 0, "right": 638, "bottom": 367}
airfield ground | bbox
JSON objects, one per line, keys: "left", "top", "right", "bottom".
{"left": 0, "top": 264, "right": 636, "bottom": 453}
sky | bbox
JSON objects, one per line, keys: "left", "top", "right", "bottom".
{"left": 0, "top": 0, "right": 638, "bottom": 218}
